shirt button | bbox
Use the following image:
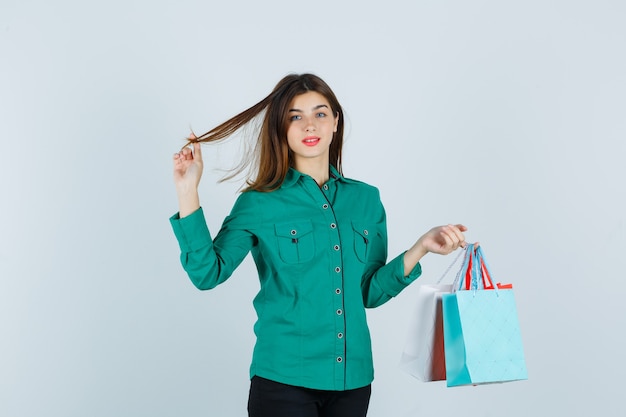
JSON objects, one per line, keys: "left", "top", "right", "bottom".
{"left": 337, "top": 332, "right": 344, "bottom": 339}
{"left": 330, "top": 223, "right": 336, "bottom": 229}
{"left": 323, "top": 184, "right": 329, "bottom": 190}
{"left": 290, "top": 230, "right": 297, "bottom": 236}
{"left": 333, "top": 245, "right": 340, "bottom": 251}
{"left": 335, "top": 267, "right": 341, "bottom": 273}
{"left": 335, "top": 288, "right": 341, "bottom": 295}
{"left": 363, "top": 229, "right": 369, "bottom": 236}
{"left": 336, "top": 309, "right": 343, "bottom": 315}
{"left": 322, "top": 204, "right": 329, "bottom": 209}
{"left": 337, "top": 357, "right": 343, "bottom": 363}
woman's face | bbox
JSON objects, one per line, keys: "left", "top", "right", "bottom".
{"left": 286, "top": 91, "right": 338, "bottom": 169}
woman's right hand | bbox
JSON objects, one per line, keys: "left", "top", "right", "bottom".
{"left": 173, "top": 140, "right": 203, "bottom": 192}
{"left": 173, "top": 137, "right": 203, "bottom": 217}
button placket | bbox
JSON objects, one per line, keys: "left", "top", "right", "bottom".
{"left": 327, "top": 210, "right": 346, "bottom": 377}
{"left": 308, "top": 178, "right": 345, "bottom": 379}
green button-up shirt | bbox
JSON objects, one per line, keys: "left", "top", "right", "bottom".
{"left": 170, "top": 166, "right": 422, "bottom": 391}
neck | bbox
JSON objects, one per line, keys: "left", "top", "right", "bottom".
{"left": 294, "top": 158, "right": 330, "bottom": 186}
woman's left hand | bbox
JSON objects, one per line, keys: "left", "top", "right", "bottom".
{"left": 403, "top": 224, "right": 468, "bottom": 276}
{"left": 417, "top": 224, "right": 468, "bottom": 255}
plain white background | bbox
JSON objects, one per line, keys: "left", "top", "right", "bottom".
{"left": 1, "top": 1, "right": 625, "bottom": 416}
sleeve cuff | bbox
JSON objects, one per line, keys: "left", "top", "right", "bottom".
{"left": 169, "top": 207, "right": 213, "bottom": 253}
{"left": 381, "top": 252, "right": 422, "bottom": 297}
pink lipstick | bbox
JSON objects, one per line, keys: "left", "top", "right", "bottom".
{"left": 302, "top": 136, "right": 320, "bottom": 147}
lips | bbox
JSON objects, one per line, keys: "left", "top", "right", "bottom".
{"left": 302, "top": 136, "right": 320, "bottom": 146}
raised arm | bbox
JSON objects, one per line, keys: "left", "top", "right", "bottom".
{"left": 170, "top": 138, "right": 255, "bottom": 290}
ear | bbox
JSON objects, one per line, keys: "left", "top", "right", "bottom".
{"left": 333, "top": 111, "right": 339, "bottom": 133}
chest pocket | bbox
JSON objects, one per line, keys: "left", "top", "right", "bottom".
{"left": 274, "top": 220, "right": 316, "bottom": 264}
{"left": 352, "top": 221, "right": 372, "bottom": 263}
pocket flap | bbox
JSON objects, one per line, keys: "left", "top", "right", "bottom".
{"left": 274, "top": 220, "right": 314, "bottom": 238}
{"left": 351, "top": 221, "right": 372, "bottom": 240}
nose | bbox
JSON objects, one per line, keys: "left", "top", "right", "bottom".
{"left": 305, "top": 117, "right": 316, "bottom": 132}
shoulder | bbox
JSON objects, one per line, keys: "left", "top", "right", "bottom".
{"left": 228, "top": 189, "right": 282, "bottom": 224}
{"left": 340, "top": 176, "right": 382, "bottom": 199}
{"left": 230, "top": 190, "right": 263, "bottom": 215}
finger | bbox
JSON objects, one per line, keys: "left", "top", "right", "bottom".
{"left": 448, "top": 224, "right": 466, "bottom": 245}
{"left": 441, "top": 224, "right": 466, "bottom": 249}
{"left": 179, "top": 147, "right": 191, "bottom": 160}
{"left": 186, "top": 132, "right": 198, "bottom": 147}
{"left": 441, "top": 225, "right": 462, "bottom": 245}
{"left": 193, "top": 141, "right": 203, "bottom": 161}
{"left": 439, "top": 229, "right": 455, "bottom": 249}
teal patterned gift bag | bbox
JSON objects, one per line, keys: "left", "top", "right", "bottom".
{"left": 442, "top": 245, "right": 528, "bottom": 387}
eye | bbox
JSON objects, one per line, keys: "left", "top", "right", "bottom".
{"left": 289, "top": 115, "right": 302, "bottom": 121}
{"left": 316, "top": 112, "right": 327, "bottom": 118}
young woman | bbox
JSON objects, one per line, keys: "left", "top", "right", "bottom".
{"left": 170, "top": 73, "right": 467, "bottom": 417}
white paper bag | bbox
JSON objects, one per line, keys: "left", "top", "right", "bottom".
{"left": 399, "top": 284, "right": 453, "bottom": 382}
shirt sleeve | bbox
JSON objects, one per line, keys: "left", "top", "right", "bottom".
{"left": 360, "top": 192, "right": 422, "bottom": 308}
{"left": 169, "top": 206, "right": 255, "bottom": 290}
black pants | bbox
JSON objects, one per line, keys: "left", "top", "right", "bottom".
{"left": 247, "top": 376, "right": 371, "bottom": 417}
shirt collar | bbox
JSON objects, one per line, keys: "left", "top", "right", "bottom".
{"left": 282, "top": 165, "right": 345, "bottom": 188}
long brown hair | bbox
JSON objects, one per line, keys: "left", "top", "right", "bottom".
{"left": 185, "top": 73, "right": 344, "bottom": 192}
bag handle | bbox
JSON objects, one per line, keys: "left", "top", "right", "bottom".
{"left": 439, "top": 244, "right": 509, "bottom": 292}
{"left": 455, "top": 244, "right": 497, "bottom": 292}
{"left": 476, "top": 245, "right": 495, "bottom": 289}
{"left": 436, "top": 243, "right": 474, "bottom": 288}
{"left": 435, "top": 243, "right": 505, "bottom": 292}
{"left": 468, "top": 246, "right": 503, "bottom": 296}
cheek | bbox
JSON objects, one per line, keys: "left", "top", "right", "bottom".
{"left": 286, "top": 125, "right": 296, "bottom": 141}
{"left": 326, "top": 118, "right": 338, "bottom": 133}
{"left": 286, "top": 127, "right": 299, "bottom": 150}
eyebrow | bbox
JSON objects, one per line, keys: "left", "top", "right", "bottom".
{"left": 288, "top": 104, "right": 330, "bottom": 112}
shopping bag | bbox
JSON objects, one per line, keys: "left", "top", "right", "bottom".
{"left": 399, "top": 283, "right": 452, "bottom": 381}
{"left": 442, "top": 244, "right": 528, "bottom": 387}
{"left": 399, "top": 248, "right": 471, "bottom": 381}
